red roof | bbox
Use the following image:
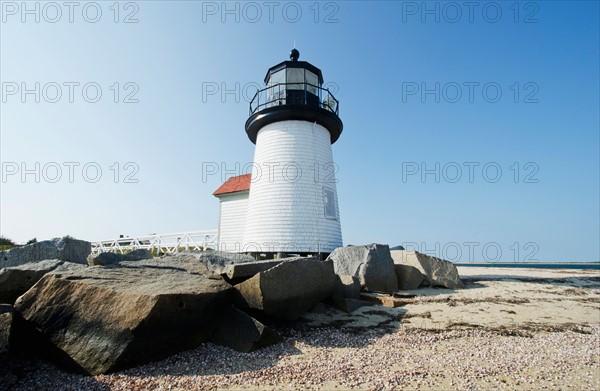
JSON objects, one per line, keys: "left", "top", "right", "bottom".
{"left": 212, "top": 174, "right": 252, "bottom": 196}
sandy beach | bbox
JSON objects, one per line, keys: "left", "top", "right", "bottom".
{"left": 3, "top": 266, "right": 599, "bottom": 390}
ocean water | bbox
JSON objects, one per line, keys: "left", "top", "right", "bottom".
{"left": 455, "top": 263, "right": 600, "bottom": 270}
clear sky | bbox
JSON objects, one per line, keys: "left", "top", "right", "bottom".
{"left": 1, "top": 1, "right": 598, "bottom": 262}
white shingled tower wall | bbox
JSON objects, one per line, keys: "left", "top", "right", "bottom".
{"left": 243, "top": 120, "right": 342, "bottom": 254}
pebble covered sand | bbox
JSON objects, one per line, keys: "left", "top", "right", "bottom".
{"left": 2, "top": 267, "right": 599, "bottom": 390}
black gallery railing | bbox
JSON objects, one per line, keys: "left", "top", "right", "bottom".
{"left": 249, "top": 82, "right": 340, "bottom": 116}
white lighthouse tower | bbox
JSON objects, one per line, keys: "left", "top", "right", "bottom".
{"left": 242, "top": 49, "right": 344, "bottom": 259}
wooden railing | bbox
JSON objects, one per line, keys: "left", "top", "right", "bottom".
{"left": 91, "top": 230, "right": 218, "bottom": 255}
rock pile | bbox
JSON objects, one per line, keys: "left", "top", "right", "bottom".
{"left": 0, "top": 238, "right": 464, "bottom": 376}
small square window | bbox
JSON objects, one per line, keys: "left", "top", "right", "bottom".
{"left": 323, "top": 188, "right": 337, "bottom": 219}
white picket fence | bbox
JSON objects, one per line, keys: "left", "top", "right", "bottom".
{"left": 91, "top": 230, "right": 218, "bottom": 255}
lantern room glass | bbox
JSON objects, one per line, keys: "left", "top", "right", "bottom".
{"left": 267, "top": 68, "right": 321, "bottom": 93}
{"left": 261, "top": 65, "right": 328, "bottom": 111}
{"left": 268, "top": 70, "right": 285, "bottom": 102}
{"left": 305, "top": 70, "right": 318, "bottom": 95}
{"left": 287, "top": 68, "right": 304, "bottom": 90}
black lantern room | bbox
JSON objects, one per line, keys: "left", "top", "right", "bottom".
{"left": 245, "top": 49, "right": 343, "bottom": 145}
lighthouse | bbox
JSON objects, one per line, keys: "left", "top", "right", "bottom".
{"left": 242, "top": 49, "right": 343, "bottom": 258}
{"left": 213, "top": 49, "right": 343, "bottom": 258}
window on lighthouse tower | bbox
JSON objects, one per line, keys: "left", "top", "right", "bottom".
{"left": 323, "top": 188, "right": 337, "bottom": 219}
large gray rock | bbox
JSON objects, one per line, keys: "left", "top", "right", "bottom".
{"left": 327, "top": 244, "right": 398, "bottom": 293}
{"left": 394, "top": 264, "right": 425, "bottom": 290}
{"left": 0, "top": 259, "right": 85, "bottom": 304}
{"left": 15, "top": 257, "right": 233, "bottom": 375}
{"left": 211, "top": 307, "right": 281, "bottom": 353}
{"left": 234, "top": 257, "right": 336, "bottom": 321}
{"left": 391, "top": 250, "right": 464, "bottom": 289}
{"left": 87, "top": 249, "right": 153, "bottom": 266}
{"left": 0, "top": 237, "right": 91, "bottom": 268}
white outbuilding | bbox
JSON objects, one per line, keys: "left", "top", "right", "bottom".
{"left": 214, "top": 49, "right": 344, "bottom": 259}
{"left": 213, "top": 173, "right": 251, "bottom": 253}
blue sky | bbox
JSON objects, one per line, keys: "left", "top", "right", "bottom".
{"left": 1, "top": 1, "right": 598, "bottom": 262}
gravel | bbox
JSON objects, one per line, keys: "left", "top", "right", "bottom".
{"left": 3, "top": 323, "right": 599, "bottom": 391}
